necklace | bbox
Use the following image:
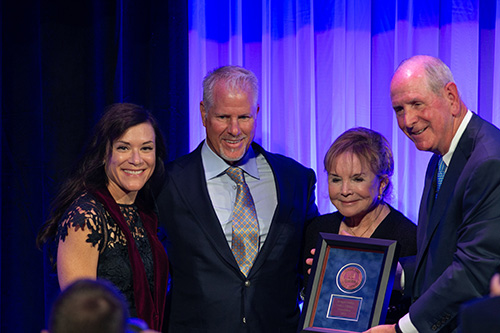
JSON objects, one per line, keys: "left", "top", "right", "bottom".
{"left": 347, "top": 224, "right": 373, "bottom": 237}
{"left": 342, "top": 204, "right": 386, "bottom": 238}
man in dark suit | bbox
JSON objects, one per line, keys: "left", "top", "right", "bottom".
{"left": 459, "top": 267, "right": 500, "bottom": 332}
{"left": 459, "top": 296, "right": 500, "bottom": 333}
{"left": 458, "top": 267, "right": 500, "bottom": 333}
{"left": 157, "top": 65, "right": 319, "bottom": 332}
{"left": 367, "top": 55, "right": 500, "bottom": 333}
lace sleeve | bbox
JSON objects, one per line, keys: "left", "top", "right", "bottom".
{"left": 56, "top": 193, "right": 107, "bottom": 252}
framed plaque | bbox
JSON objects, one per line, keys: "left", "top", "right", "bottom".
{"left": 300, "top": 233, "right": 400, "bottom": 333}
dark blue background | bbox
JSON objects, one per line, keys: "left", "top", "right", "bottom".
{"left": 1, "top": 1, "right": 188, "bottom": 331}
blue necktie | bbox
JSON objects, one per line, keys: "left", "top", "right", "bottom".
{"left": 436, "top": 157, "right": 446, "bottom": 195}
{"left": 226, "top": 167, "right": 259, "bottom": 276}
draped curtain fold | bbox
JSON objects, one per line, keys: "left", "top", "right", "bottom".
{"left": 189, "top": 0, "right": 500, "bottom": 219}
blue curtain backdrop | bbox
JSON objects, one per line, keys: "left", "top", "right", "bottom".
{"left": 188, "top": 0, "right": 500, "bottom": 219}
{"left": 2, "top": 0, "right": 500, "bottom": 331}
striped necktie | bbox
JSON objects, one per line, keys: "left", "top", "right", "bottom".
{"left": 226, "top": 166, "right": 259, "bottom": 276}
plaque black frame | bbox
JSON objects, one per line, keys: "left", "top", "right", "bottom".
{"left": 300, "top": 233, "right": 400, "bottom": 333}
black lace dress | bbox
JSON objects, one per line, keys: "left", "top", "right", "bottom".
{"left": 56, "top": 192, "right": 155, "bottom": 317}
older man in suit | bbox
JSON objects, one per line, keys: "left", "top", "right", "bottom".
{"left": 157, "top": 65, "right": 318, "bottom": 332}
{"left": 367, "top": 56, "right": 500, "bottom": 333}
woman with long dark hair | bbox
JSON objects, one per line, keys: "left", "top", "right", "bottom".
{"left": 37, "top": 103, "right": 169, "bottom": 331}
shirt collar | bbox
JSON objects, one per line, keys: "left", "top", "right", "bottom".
{"left": 201, "top": 141, "right": 260, "bottom": 180}
{"left": 442, "top": 109, "right": 473, "bottom": 166}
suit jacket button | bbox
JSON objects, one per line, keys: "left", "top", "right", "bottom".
{"left": 245, "top": 280, "right": 251, "bottom": 287}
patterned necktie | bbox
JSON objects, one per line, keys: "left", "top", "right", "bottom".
{"left": 436, "top": 157, "right": 446, "bottom": 195}
{"left": 226, "top": 166, "right": 259, "bottom": 276}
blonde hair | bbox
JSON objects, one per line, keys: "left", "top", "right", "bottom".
{"left": 324, "top": 127, "right": 394, "bottom": 200}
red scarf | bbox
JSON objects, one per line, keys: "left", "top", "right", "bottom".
{"left": 91, "top": 188, "right": 169, "bottom": 331}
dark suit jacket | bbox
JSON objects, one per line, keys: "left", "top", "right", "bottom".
{"left": 157, "top": 142, "right": 319, "bottom": 333}
{"left": 408, "top": 114, "right": 500, "bottom": 332}
{"left": 459, "top": 296, "right": 500, "bottom": 333}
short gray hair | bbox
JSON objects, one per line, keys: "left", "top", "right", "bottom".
{"left": 398, "top": 55, "right": 455, "bottom": 95}
{"left": 202, "top": 65, "right": 259, "bottom": 111}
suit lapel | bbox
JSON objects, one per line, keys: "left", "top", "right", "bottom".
{"left": 414, "top": 114, "right": 478, "bottom": 287}
{"left": 171, "top": 144, "right": 239, "bottom": 270}
{"left": 430, "top": 150, "right": 466, "bottom": 222}
{"left": 417, "top": 154, "right": 439, "bottom": 255}
{"left": 173, "top": 143, "right": 299, "bottom": 277}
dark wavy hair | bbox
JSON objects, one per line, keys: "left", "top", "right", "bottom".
{"left": 36, "top": 103, "right": 166, "bottom": 249}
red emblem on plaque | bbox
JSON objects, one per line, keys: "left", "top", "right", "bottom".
{"left": 339, "top": 266, "right": 363, "bottom": 290}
